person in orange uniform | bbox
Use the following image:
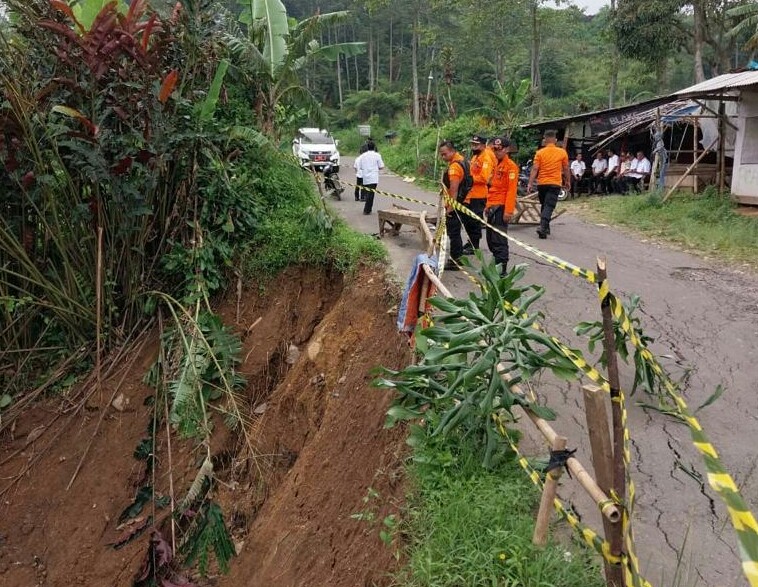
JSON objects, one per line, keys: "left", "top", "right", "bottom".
{"left": 526, "top": 130, "right": 570, "bottom": 239}
{"left": 464, "top": 134, "right": 496, "bottom": 254}
{"left": 485, "top": 136, "right": 519, "bottom": 275}
{"left": 438, "top": 140, "right": 467, "bottom": 269}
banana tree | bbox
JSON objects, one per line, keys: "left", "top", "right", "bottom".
{"left": 231, "top": 0, "right": 365, "bottom": 136}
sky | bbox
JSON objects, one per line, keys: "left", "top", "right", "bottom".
{"left": 550, "top": 0, "right": 608, "bottom": 14}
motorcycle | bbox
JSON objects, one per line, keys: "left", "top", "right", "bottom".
{"left": 518, "top": 159, "right": 568, "bottom": 201}
{"left": 322, "top": 163, "right": 344, "bottom": 200}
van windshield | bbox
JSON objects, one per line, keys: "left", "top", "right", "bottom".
{"left": 302, "top": 132, "right": 334, "bottom": 144}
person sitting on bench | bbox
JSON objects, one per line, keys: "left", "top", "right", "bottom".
{"left": 570, "top": 152, "right": 587, "bottom": 197}
{"left": 623, "top": 151, "right": 651, "bottom": 193}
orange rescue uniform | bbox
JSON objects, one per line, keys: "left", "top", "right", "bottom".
{"left": 467, "top": 148, "right": 496, "bottom": 202}
{"left": 487, "top": 156, "right": 519, "bottom": 215}
{"left": 533, "top": 143, "right": 569, "bottom": 186}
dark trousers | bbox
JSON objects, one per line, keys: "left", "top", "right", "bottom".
{"left": 624, "top": 176, "right": 643, "bottom": 193}
{"left": 591, "top": 175, "right": 604, "bottom": 193}
{"left": 355, "top": 177, "right": 363, "bottom": 200}
{"left": 603, "top": 172, "right": 617, "bottom": 194}
{"left": 362, "top": 183, "right": 377, "bottom": 213}
{"left": 571, "top": 175, "right": 587, "bottom": 197}
{"left": 486, "top": 206, "right": 509, "bottom": 273}
{"left": 537, "top": 185, "right": 561, "bottom": 233}
{"left": 446, "top": 208, "right": 464, "bottom": 259}
{"left": 463, "top": 199, "right": 486, "bottom": 249}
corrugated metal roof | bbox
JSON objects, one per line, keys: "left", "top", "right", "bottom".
{"left": 674, "top": 71, "right": 758, "bottom": 96}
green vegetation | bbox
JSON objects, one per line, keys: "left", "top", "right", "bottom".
{"left": 398, "top": 431, "right": 604, "bottom": 587}
{"left": 240, "top": 150, "right": 386, "bottom": 278}
{"left": 572, "top": 189, "right": 758, "bottom": 268}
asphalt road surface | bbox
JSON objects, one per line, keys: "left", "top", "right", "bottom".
{"left": 331, "top": 156, "right": 758, "bottom": 586}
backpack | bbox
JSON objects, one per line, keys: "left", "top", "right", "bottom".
{"left": 443, "top": 158, "right": 474, "bottom": 203}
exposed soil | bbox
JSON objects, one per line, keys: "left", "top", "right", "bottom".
{"left": 0, "top": 265, "right": 412, "bottom": 587}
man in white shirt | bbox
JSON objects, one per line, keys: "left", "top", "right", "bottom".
{"left": 357, "top": 140, "right": 385, "bottom": 214}
{"left": 603, "top": 148, "right": 620, "bottom": 194}
{"left": 591, "top": 152, "right": 607, "bottom": 194}
{"left": 570, "top": 152, "right": 586, "bottom": 197}
{"left": 353, "top": 143, "right": 369, "bottom": 201}
{"left": 623, "top": 151, "right": 651, "bottom": 193}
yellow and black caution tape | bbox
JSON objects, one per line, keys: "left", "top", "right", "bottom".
{"left": 438, "top": 191, "right": 758, "bottom": 587}
{"left": 493, "top": 413, "right": 653, "bottom": 587}
{"left": 347, "top": 172, "right": 758, "bottom": 585}
{"left": 599, "top": 286, "right": 758, "bottom": 587}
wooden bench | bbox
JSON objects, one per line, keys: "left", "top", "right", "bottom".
{"left": 512, "top": 192, "right": 566, "bottom": 225}
{"left": 378, "top": 205, "right": 438, "bottom": 239}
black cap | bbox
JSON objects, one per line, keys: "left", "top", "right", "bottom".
{"left": 470, "top": 134, "right": 487, "bottom": 144}
{"left": 491, "top": 136, "right": 511, "bottom": 149}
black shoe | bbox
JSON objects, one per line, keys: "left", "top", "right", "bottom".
{"left": 363, "top": 211, "right": 371, "bottom": 215}
{"left": 545, "top": 227, "right": 551, "bottom": 235}
{"left": 537, "top": 229, "right": 547, "bottom": 239}
{"left": 462, "top": 244, "right": 477, "bottom": 255}
{"left": 443, "top": 260, "right": 461, "bottom": 271}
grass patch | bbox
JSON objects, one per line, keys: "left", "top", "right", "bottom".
{"left": 570, "top": 189, "right": 758, "bottom": 268}
{"left": 396, "top": 431, "right": 605, "bottom": 587}
{"left": 240, "top": 151, "right": 386, "bottom": 279}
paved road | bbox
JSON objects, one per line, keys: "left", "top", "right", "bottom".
{"left": 332, "top": 157, "right": 758, "bottom": 586}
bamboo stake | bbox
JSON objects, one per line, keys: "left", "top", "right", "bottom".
{"left": 584, "top": 384, "right": 624, "bottom": 587}
{"left": 499, "top": 370, "right": 621, "bottom": 523}
{"left": 533, "top": 435, "right": 567, "bottom": 546}
{"left": 662, "top": 137, "right": 718, "bottom": 202}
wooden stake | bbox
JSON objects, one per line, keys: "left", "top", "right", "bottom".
{"left": 584, "top": 384, "right": 624, "bottom": 587}
{"left": 499, "top": 370, "right": 620, "bottom": 523}
{"left": 596, "top": 257, "right": 626, "bottom": 587}
{"left": 533, "top": 435, "right": 567, "bottom": 546}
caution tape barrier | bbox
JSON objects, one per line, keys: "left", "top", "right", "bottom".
{"left": 335, "top": 165, "right": 758, "bottom": 586}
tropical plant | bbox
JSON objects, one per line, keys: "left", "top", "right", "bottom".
{"left": 379, "top": 259, "right": 583, "bottom": 468}
{"left": 227, "top": 0, "right": 365, "bottom": 135}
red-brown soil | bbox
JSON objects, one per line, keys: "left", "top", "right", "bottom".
{"left": 0, "top": 265, "right": 412, "bottom": 587}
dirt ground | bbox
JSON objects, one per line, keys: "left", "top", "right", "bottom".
{"left": 0, "top": 265, "right": 412, "bottom": 587}
{"left": 336, "top": 156, "right": 758, "bottom": 586}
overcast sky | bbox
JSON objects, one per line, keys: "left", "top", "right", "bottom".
{"left": 552, "top": 0, "right": 608, "bottom": 14}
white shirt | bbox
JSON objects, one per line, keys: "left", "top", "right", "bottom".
{"left": 592, "top": 158, "right": 607, "bottom": 174}
{"left": 628, "top": 157, "right": 651, "bottom": 179}
{"left": 570, "top": 160, "right": 586, "bottom": 177}
{"left": 606, "top": 154, "right": 619, "bottom": 175}
{"left": 357, "top": 150, "right": 384, "bottom": 185}
{"left": 354, "top": 154, "right": 363, "bottom": 179}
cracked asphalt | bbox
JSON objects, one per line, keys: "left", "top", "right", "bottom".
{"left": 332, "top": 157, "right": 758, "bottom": 586}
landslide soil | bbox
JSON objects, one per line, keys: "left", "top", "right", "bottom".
{"left": 0, "top": 265, "right": 412, "bottom": 587}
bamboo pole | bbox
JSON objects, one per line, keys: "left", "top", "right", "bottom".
{"left": 718, "top": 100, "right": 727, "bottom": 194}
{"left": 662, "top": 137, "right": 718, "bottom": 202}
{"left": 693, "top": 116, "right": 699, "bottom": 194}
{"left": 584, "top": 384, "right": 624, "bottom": 587}
{"left": 499, "top": 369, "right": 621, "bottom": 523}
{"left": 651, "top": 108, "right": 662, "bottom": 190}
{"left": 533, "top": 435, "right": 567, "bottom": 546}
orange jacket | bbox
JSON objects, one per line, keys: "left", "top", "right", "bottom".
{"left": 467, "top": 148, "right": 496, "bottom": 201}
{"left": 534, "top": 143, "right": 569, "bottom": 186}
{"left": 487, "top": 155, "right": 519, "bottom": 215}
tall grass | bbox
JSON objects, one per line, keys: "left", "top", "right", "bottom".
{"left": 575, "top": 189, "right": 758, "bottom": 267}
{"left": 397, "top": 431, "right": 605, "bottom": 587}
{"left": 240, "top": 151, "right": 386, "bottom": 278}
